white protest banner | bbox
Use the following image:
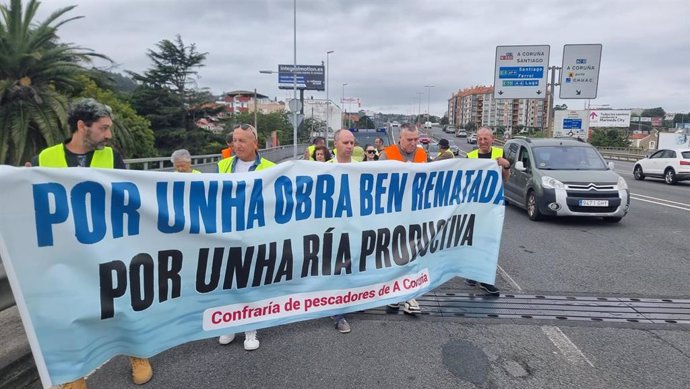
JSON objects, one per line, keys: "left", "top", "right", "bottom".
{"left": 0, "top": 159, "right": 504, "bottom": 387}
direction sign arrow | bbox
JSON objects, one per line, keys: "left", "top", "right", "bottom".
{"left": 494, "top": 45, "right": 550, "bottom": 99}
{"left": 589, "top": 111, "right": 598, "bottom": 119}
{"left": 559, "top": 44, "right": 603, "bottom": 99}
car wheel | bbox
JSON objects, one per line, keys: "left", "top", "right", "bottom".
{"left": 602, "top": 217, "right": 622, "bottom": 223}
{"left": 633, "top": 165, "right": 645, "bottom": 180}
{"left": 526, "top": 191, "right": 543, "bottom": 221}
{"left": 664, "top": 168, "right": 677, "bottom": 185}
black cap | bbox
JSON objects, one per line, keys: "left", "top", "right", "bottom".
{"left": 438, "top": 138, "right": 450, "bottom": 148}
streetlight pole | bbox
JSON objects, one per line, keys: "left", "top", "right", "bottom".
{"left": 424, "top": 85, "right": 435, "bottom": 124}
{"left": 292, "top": 0, "right": 298, "bottom": 158}
{"left": 342, "top": 83, "right": 348, "bottom": 129}
{"left": 253, "top": 88, "right": 258, "bottom": 133}
{"left": 416, "top": 92, "right": 423, "bottom": 126}
{"left": 326, "top": 50, "right": 334, "bottom": 147}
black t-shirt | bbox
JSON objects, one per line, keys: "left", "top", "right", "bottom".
{"left": 475, "top": 149, "right": 504, "bottom": 159}
{"left": 31, "top": 141, "right": 126, "bottom": 169}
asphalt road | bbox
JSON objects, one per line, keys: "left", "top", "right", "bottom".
{"left": 52, "top": 129, "right": 690, "bottom": 387}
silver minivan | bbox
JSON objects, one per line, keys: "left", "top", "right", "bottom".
{"left": 503, "top": 138, "right": 630, "bottom": 222}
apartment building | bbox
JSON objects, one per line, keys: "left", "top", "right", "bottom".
{"left": 448, "top": 86, "right": 547, "bottom": 131}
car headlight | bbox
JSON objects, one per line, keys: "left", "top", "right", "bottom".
{"left": 541, "top": 176, "right": 565, "bottom": 189}
{"left": 617, "top": 176, "right": 628, "bottom": 190}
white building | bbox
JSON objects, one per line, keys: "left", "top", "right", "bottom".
{"left": 301, "top": 98, "right": 343, "bottom": 133}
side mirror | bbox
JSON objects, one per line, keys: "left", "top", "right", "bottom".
{"left": 608, "top": 161, "right": 615, "bottom": 170}
{"left": 515, "top": 161, "right": 527, "bottom": 172}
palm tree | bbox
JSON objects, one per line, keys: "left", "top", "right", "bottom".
{"left": 0, "top": 0, "right": 107, "bottom": 165}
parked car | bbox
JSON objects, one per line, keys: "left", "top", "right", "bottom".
{"left": 633, "top": 148, "right": 690, "bottom": 184}
{"left": 422, "top": 142, "right": 459, "bottom": 160}
{"left": 502, "top": 138, "right": 630, "bottom": 222}
{"left": 467, "top": 133, "right": 477, "bottom": 144}
{"left": 449, "top": 143, "right": 460, "bottom": 155}
{"left": 456, "top": 129, "right": 467, "bottom": 138}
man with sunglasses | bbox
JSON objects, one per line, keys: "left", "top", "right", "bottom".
{"left": 215, "top": 124, "right": 275, "bottom": 350}
{"left": 216, "top": 124, "right": 276, "bottom": 174}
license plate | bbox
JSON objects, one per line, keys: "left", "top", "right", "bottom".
{"left": 579, "top": 200, "right": 609, "bottom": 207}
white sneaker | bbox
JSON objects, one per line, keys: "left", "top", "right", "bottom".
{"left": 403, "top": 299, "right": 421, "bottom": 314}
{"left": 244, "top": 330, "right": 259, "bottom": 351}
{"left": 218, "top": 333, "right": 235, "bottom": 345}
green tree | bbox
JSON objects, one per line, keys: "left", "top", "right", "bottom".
{"left": 466, "top": 122, "right": 477, "bottom": 132}
{"left": 355, "top": 115, "right": 375, "bottom": 129}
{"left": 673, "top": 113, "right": 690, "bottom": 126}
{"left": 440, "top": 116, "right": 449, "bottom": 125}
{"left": 299, "top": 117, "right": 327, "bottom": 139}
{"left": 641, "top": 107, "right": 665, "bottom": 118}
{"left": 76, "top": 76, "right": 156, "bottom": 158}
{"left": 590, "top": 129, "right": 630, "bottom": 148}
{"left": 0, "top": 0, "right": 107, "bottom": 164}
{"left": 128, "top": 35, "right": 211, "bottom": 156}
{"left": 129, "top": 35, "right": 207, "bottom": 113}
{"left": 226, "top": 111, "right": 294, "bottom": 147}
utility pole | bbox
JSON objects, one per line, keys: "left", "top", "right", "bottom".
{"left": 416, "top": 92, "right": 423, "bottom": 126}
{"left": 424, "top": 85, "right": 435, "bottom": 124}
{"left": 291, "top": 0, "right": 298, "bottom": 158}
{"left": 325, "top": 50, "right": 334, "bottom": 147}
{"left": 546, "top": 65, "right": 560, "bottom": 138}
{"left": 253, "top": 88, "right": 258, "bottom": 134}
{"left": 341, "top": 83, "right": 348, "bottom": 129}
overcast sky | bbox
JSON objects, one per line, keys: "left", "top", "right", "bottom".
{"left": 33, "top": 0, "right": 690, "bottom": 116}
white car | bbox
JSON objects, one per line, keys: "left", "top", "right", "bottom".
{"left": 633, "top": 148, "right": 690, "bottom": 184}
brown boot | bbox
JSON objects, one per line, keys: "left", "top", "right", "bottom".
{"left": 61, "top": 377, "right": 87, "bottom": 389}
{"left": 129, "top": 357, "right": 153, "bottom": 385}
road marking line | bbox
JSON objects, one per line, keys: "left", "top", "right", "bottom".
{"left": 630, "top": 196, "right": 690, "bottom": 212}
{"left": 497, "top": 265, "right": 522, "bottom": 291}
{"left": 630, "top": 193, "right": 690, "bottom": 207}
{"left": 541, "top": 326, "right": 595, "bottom": 368}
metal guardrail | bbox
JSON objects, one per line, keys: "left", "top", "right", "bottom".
{"left": 124, "top": 144, "right": 309, "bottom": 170}
{"left": 599, "top": 151, "right": 644, "bottom": 162}
{"left": 493, "top": 139, "right": 646, "bottom": 162}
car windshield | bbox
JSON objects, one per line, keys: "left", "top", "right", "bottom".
{"left": 532, "top": 146, "right": 607, "bottom": 170}
{"left": 353, "top": 132, "right": 388, "bottom": 147}
{"left": 682, "top": 151, "right": 690, "bottom": 159}
{"left": 425, "top": 143, "right": 439, "bottom": 154}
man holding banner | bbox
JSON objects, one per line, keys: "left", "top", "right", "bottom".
{"left": 378, "top": 123, "right": 427, "bottom": 314}
{"left": 29, "top": 98, "right": 153, "bottom": 389}
{"left": 216, "top": 123, "right": 275, "bottom": 349}
{"left": 324, "top": 129, "right": 358, "bottom": 332}
{"left": 464, "top": 127, "right": 510, "bottom": 296}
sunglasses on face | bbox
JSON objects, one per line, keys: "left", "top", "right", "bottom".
{"left": 232, "top": 124, "right": 257, "bottom": 139}
{"left": 366, "top": 150, "right": 376, "bottom": 154}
